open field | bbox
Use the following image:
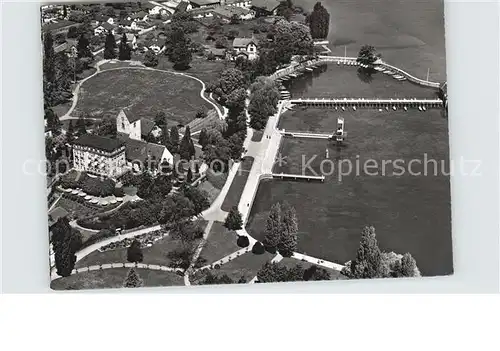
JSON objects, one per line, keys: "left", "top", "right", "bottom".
{"left": 284, "top": 63, "right": 438, "bottom": 99}
{"left": 199, "top": 222, "right": 240, "bottom": 265}
{"left": 248, "top": 108, "right": 452, "bottom": 276}
{"left": 51, "top": 268, "right": 183, "bottom": 290}
{"left": 72, "top": 68, "right": 212, "bottom": 126}
{"left": 155, "top": 55, "right": 227, "bottom": 85}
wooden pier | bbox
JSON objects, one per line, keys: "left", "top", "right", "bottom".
{"left": 272, "top": 173, "right": 326, "bottom": 182}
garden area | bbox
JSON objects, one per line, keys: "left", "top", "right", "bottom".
{"left": 75, "top": 220, "right": 208, "bottom": 270}
{"left": 51, "top": 268, "right": 184, "bottom": 290}
{"left": 59, "top": 170, "right": 120, "bottom": 197}
{"left": 248, "top": 108, "right": 452, "bottom": 277}
{"left": 71, "top": 68, "right": 213, "bottom": 126}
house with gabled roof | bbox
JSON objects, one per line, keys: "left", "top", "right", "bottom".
{"left": 116, "top": 108, "right": 157, "bottom": 141}
{"left": 232, "top": 36, "right": 259, "bottom": 60}
{"left": 250, "top": 0, "right": 281, "bottom": 16}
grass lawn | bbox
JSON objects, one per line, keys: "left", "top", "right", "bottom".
{"left": 221, "top": 157, "right": 254, "bottom": 212}
{"left": 155, "top": 55, "right": 227, "bottom": 85}
{"left": 198, "top": 222, "right": 240, "bottom": 265}
{"left": 198, "top": 178, "right": 221, "bottom": 205}
{"left": 52, "top": 101, "right": 73, "bottom": 118}
{"left": 192, "top": 251, "right": 274, "bottom": 284}
{"left": 248, "top": 108, "right": 452, "bottom": 277}
{"left": 251, "top": 130, "right": 264, "bottom": 142}
{"left": 278, "top": 257, "right": 345, "bottom": 280}
{"left": 51, "top": 268, "right": 184, "bottom": 290}
{"left": 56, "top": 197, "right": 97, "bottom": 219}
{"left": 205, "top": 168, "right": 228, "bottom": 190}
{"left": 284, "top": 63, "right": 438, "bottom": 99}
{"left": 99, "top": 61, "right": 141, "bottom": 71}
{"left": 72, "top": 68, "right": 212, "bottom": 126}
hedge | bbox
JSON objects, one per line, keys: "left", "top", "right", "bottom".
{"left": 252, "top": 241, "right": 265, "bottom": 255}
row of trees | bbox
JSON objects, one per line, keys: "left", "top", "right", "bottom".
{"left": 342, "top": 226, "right": 420, "bottom": 279}
{"left": 103, "top": 32, "right": 132, "bottom": 60}
{"left": 263, "top": 202, "right": 298, "bottom": 257}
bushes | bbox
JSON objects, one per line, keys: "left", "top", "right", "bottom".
{"left": 237, "top": 235, "right": 250, "bottom": 248}
{"left": 127, "top": 239, "right": 144, "bottom": 263}
{"left": 252, "top": 241, "right": 265, "bottom": 255}
{"left": 77, "top": 200, "right": 162, "bottom": 231}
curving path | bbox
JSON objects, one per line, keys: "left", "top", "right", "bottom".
{"left": 60, "top": 60, "right": 225, "bottom": 121}
{"left": 52, "top": 262, "right": 183, "bottom": 281}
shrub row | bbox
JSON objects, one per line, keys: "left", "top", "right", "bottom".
{"left": 99, "top": 230, "right": 166, "bottom": 252}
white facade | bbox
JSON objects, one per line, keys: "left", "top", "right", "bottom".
{"left": 234, "top": 42, "right": 258, "bottom": 60}
{"left": 73, "top": 145, "right": 126, "bottom": 178}
{"left": 116, "top": 109, "right": 142, "bottom": 141}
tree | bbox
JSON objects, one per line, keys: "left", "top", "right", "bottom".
{"left": 224, "top": 206, "right": 243, "bottom": 230}
{"left": 252, "top": 241, "right": 266, "bottom": 255}
{"left": 103, "top": 32, "right": 117, "bottom": 59}
{"left": 143, "top": 50, "right": 158, "bottom": 67}
{"left": 67, "top": 26, "right": 79, "bottom": 39}
{"left": 215, "top": 36, "right": 227, "bottom": 49}
{"left": 357, "top": 45, "right": 380, "bottom": 66}
{"left": 237, "top": 235, "right": 250, "bottom": 248}
{"left": 76, "top": 114, "right": 87, "bottom": 136}
{"left": 162, "top": 122, "right": 171, "bottom": 149}
{"left": 186, "top": 168, "right": 193, "bottom": 183}
{"left": 45, "top": 108, "right": 61, "bottom": 134}
{"left": 169, "top": 125, "right": 180, "bottom": 153}
{"left": 123, "top": 268, "right": 144, "bottom": 288}
{"left": 263, "top": 203, "right": 282, "bottom": 252}
{"left": 76, "top": 34, "right": 92, "bottom": 58}
{"left": 248, "top": 77, "right": 280, "bottom": 130}
{"left": 94, "top": 117, "right": 117, "bottom": 138}
{"left": 277, "top": 0, "right": 295, "bottom": 21}
{"left": 348, "top": 226, "right": 383, "bottom": 279}
{"left": 393, "top": 253, "right": 418, "bottom": 278}
{"left": 306, "top": 2, "right": 330, "bottom": 39}
{"left": 195, "top": 109, "right": 207, "bottom": 119}
{"left": 208, "top": 68, "right": 247, "bottom": 106}
{"left": 179, "top": 126, "right": 196, "bottom": 161}
{"left": 66, "top": 120, "right": 75, "bottom": 143}
{"left": 158, "top": 194, "right": 195, "bottom": 225}
{"left": 278, "top": 201, "right": 298, "bottom": 257}
{"left": 182, "top": 186, "right": 210, "bottom": 216}
{"left": 198, "top": 128, "right": 208, "bottom": 149}
{"left": 51, "top": 217, "right": 77, "bottom": 277}
{"left": 127, "top": 239, "right": 144, "bottom": 263}
{"left": 168, "top": 26, "right": 192, "bottom": 70}
{"left": 118, "top": 32, "right": 132, "bottom": 60}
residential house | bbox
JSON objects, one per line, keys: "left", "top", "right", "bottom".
{"left": 175, "top": 1, "right": 192, "bottom": 13}
{"left": 119, "top": 18, "right": 139, "bottom": 31}
{"left": 191, "top": 8, "right": 214, "bottom": 19}
{"left": 118, "top": 135, "right": 174, "bottom": 173}
{"left": 94, "top": 22, "right": 115, "bottom": 36}
{"left": 211, "top": 5, "right": 255, "bottom": 21}
{"left": 232, "top": 37, "right": 259, "bottom": 60}
{"left": 131, "top": 11, "right": 149, "bottom": 22}
{"left": 224, "top": 0, "right": 252, "bottom": 8}
{"left": 72, "top": 134, "right": 127, "bottom": 178}
{"left": 116, "top": 108, "right": 157, "bottom": 141}
{"left": 250, "top": 0, "right": 281, "bottom": 16}
{"left": 143, "top": 39, "right": 164, "bottom": 54}
{"left": 206, "top": 47, "right": 227, "bottom": 60}
{"left": 149, "top": 5, "right": 171, "bottom": 16}
{"left": 126, "top": 33, "right": 138, "bottom": 50}
{"left": 189, "top": 0, "right": 222, "bottom": 9}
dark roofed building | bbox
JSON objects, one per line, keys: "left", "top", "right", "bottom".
{"left": 73, "top": 134, "right": 124, "bottom": 153}
{"left": 189, "top": 0, "right": 221, "bottom": 9}
{"left": 72, "top": 134, "right": 127, "bottom": 178}
{"left": 141, "top": 119, "right": 156, "bottom": 138}
{"left": 117, "top": 134, "right": 174, "bottom": 171}
{"left": 250, "top": 0, "right": 281, "bottom": 16}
